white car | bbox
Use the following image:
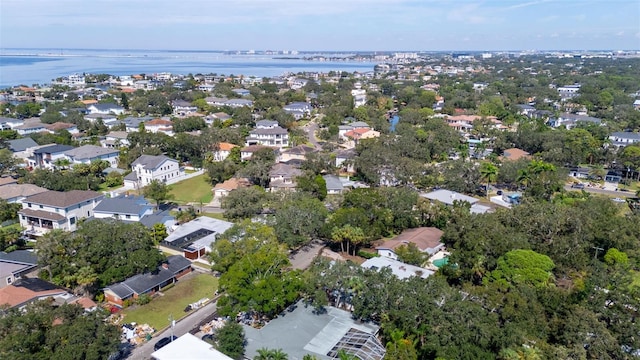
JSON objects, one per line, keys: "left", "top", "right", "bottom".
{"left": 612, "top": 198, "right": 626, "bottom": 203}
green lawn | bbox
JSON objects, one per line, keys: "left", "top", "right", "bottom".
{"left": 169, "top": 175, "right": 213, "bottom": 204}
{"left": 122, "top": 274, "right": 218, "bottom": 331}
{"left": 202, "top": 212, "right": 226, "bottom": 220}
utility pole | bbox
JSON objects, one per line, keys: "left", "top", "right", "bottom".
{"left": 168, "top": 313, "right": 175, "bottom": 340}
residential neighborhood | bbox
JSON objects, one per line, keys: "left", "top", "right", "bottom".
{"left": 0, "top": 48, "right": 640, "bottom": 360}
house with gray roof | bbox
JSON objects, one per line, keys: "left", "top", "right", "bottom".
{"left": 255, "top": 119, "right": 279, "bottom": 129}
{"left": 7, "top": 138, "right": 38, "bottom": 154}
{"left": 162, "top": 216, "right": 234, "bottom": 260}
{"left": 421, "top": 189, "right": 479, "bottom": 206}
{"left": 0, "top": 250, "right": 39, "bottom": 288}
{"left": 103, "top": 255, "right": 192, "bottom": 307}
{"left": 101, "top": 131, "right": 130, "bottom": 148}
{"left": 548, "top": 113, "right": 602, "bottom": 129}
{"left": 172, "top": 100, "right": 198, "bottom": 116}
{"left": 243, "top": 301, "right": 385, "bottom": 360}
{"left": 246, "top": 126, "right": 289, "bottom": 148}
{"left": 609, "top": 132, "right": 640, "bottom": 148}
{"left": 0, "top": 184, "right": 48, "bottom": 204}
{"left": 87, "top": 103, "right": 125, "bottom": 115}
{"left": 0, "top": 116, "right": 24, "bottom": 130}
{"left": 139, "top": 209, "right": 176, "bottom": 230}
{"left": 323, "top": 175, "right": 345, "bottom": 195}
{"left": 124, "top": 155, "right": 184, "bottom": 188}
{"left": 63, "top": 145, "right": 120, "bottom": 167}
{"left": 269, "top": 163, "right": 303, "bottom": 192}
{"left": 18, "top": 190, "right": 104, "bottom": 236}
{"left": 283, "top": 102, "right": 312, "bottom": 120}
{"left": 223, "top": 98, "right": 253, "bottom": 108}
{"left": 30, "top": 144, "right": 75, "bottom": 169}
{"left": 14, "top": 118, "right": 47, "bottom": 136}
{"left": 93, "top": 195, "right": 153, "bottom": 221}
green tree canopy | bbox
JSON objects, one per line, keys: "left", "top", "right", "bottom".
{"left": 487, "top": 249, "right": 555, "bottom": 288}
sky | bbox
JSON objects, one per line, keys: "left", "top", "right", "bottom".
{"left": 1, "top": 0, "right": 639, "bottom": 51}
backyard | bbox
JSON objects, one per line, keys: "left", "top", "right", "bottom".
{"left": 122, "top": 273, "right": 218, "bottom": 331}
{"left": 169, "top": 174, "right": 213, "bottom": 205}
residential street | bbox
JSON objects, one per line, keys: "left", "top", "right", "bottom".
{"left": 564, "top": 184, "right": 635, "bottom": 198}
{"left": 303, "top": 119, "right": 322, "bottom": 150}
{"left": 127, "top": 301, "right": 218, "bottom": 360}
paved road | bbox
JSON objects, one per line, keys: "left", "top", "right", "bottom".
{"left": 564, "top": 185, "right": 635, "bottom": 198}
{"left": 127, "top": 301, "right": 218, "bottom": 360}
{"left": 303, "top": 120, "right": 322, "bottom": 150}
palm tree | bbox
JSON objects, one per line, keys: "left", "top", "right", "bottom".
{"left": 516, "top": 168, "right": 532, "bottom": 189}
{"left": 479, "top": 162, "right": 499, "bottom": 198}
{"left": 254, "top": 348, "right": 288, "bottom": 360}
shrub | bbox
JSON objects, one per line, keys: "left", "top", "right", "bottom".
{"left": 357, "top": 250, "right": 379, "bottom": 259}
{"left": 136, "top": 293, "right": 152, "bottom": 305}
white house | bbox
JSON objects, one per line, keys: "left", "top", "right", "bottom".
{"left": 102, "top": 131, "right": 130, "bottom": 148}
{"left": 14, "top": 118, "right": 48, "bottom": 136}
{"left": 609, "top": 132, "right": 640, "bottom": 148}
{"left": 124, "top": 155, "right": 184, "bottom": 188}
{"left": 283, "top": 102, "right": 312, "bottom": 120}
{"left": 87, "top": 103, "right": 125, "bottom": 116}
{"left": 18, "top": 190, "right": 104, "bottom": 236}
{"left": 172, "top": 100, "right": 198, "bottom": 116}
{"left": 31, "top": 144, "right": 75, "bottom": 169}
{"left": 93, "top": 195, "right": 153, "bottom": 222}
{"left": 245, "top": 126, "right": 289, "bottom": 148}
{"left": 212, "top": 142, "right": 238, "bottom": 162}
{"left": 351, "top": 85, "right": 367, "bottom": 108}
{"left": 143, "top": 119, "right": 174, "bottom": 136}
{"left": 63, "top": 145, "right": 120, "bottom": 168}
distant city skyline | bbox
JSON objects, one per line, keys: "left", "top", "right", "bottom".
{"left": 1, "top": 0, "right": 639, "bottom": 51}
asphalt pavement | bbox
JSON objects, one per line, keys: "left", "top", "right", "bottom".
{"left": 127, "top": 301, "right": 218, "bottom": 360}
{"left": 564, "top": 184, "right": 635, "bottom": 198}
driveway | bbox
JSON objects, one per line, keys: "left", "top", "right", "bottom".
{"left": 288, "top": 240, "right": 325, "bottom": 270}
{"left": 127, "top": 300, "right": 218, "bottom": 360}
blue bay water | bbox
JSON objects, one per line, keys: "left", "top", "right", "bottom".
{"left": 0, "top": 48, "right": 376, "bottom": 88}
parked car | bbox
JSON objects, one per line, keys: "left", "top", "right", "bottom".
{"left": 612, "top": 197, "right": 626, "bottom": 203}
{"left": 571, "top": 183, "right": 585, "bottom": 189}
{"left": 154, "top": 335, "right": 178, "bottom": 351}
